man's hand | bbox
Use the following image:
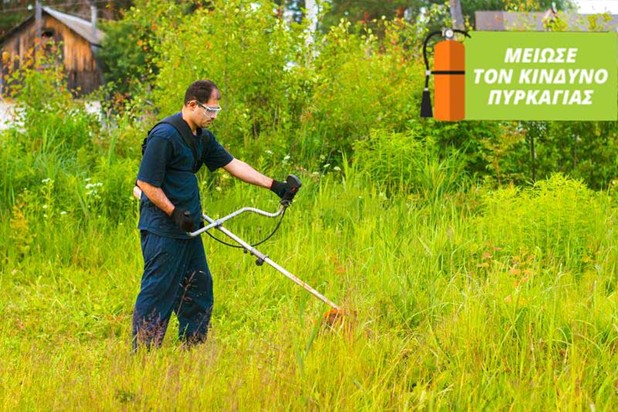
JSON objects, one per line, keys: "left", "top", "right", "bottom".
{"left": 171, "top": 208, "right": 196, "bottom": 232}
{"left": 271, "top": 175, "right": 302, "bottom": 205}
{"left": 269, "top": 179, "right": 290, "bottom": 199}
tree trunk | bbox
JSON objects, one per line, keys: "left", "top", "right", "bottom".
{"left": 305, "top": 0, "right": 318, "bottom": 46}
{"left": 449, "top": 0, "right": 465, "bottom": 30}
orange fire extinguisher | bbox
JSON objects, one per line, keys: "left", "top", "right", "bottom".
{"left": 421, "top": 28, "right": 470, "bottom": 121}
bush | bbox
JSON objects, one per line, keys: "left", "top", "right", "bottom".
{"left": 476, "top": 173, "right": 611, "bottom": 269}
{"left": 298, "top": 18, "right": 424, "bottom": 158}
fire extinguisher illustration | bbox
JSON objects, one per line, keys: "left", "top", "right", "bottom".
{"left": 421, "top": 28, "right": 470, "bottom": 121}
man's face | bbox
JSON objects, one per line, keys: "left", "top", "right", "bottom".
{"left": 192, "top": 92, "right": 222, "bottom": 128}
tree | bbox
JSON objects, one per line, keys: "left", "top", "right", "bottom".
{"left": 321, "top": 0, "right": 425, "bottom": 31}
{"left": 449, "top": 0, "right": 464, "bottom": 30}
{"left": 320, "top": 0, "right": 574, "bottom": 32}
{"left": 98, "top": 1, "right": 185, "bottom": 107}
{"left": 459, "top": 0, "right": 574, "bottom": 26}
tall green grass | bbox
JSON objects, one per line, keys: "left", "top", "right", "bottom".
{"left": 2, "top": 169, "right": 617, "bottom": 410}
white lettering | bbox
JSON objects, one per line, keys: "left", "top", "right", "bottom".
{"left": 503, "top": 90, "right": 516, "bottom": 104}
{"left": 479, "top": 69, "right": 513, "bottom": 84}
{"left": 503, "top": 48, "right": 579, "bottom": 63}
{"left": 526, "top": 90, "right": 540, "bottom": 104}
{"left": 579, "top": 69, "right": 594, "bottom": 84}
{"left": 484, "top": 69, "right": 498, "bottom": 84}
{"left": 538, "top": 90, "right": 552, "bottom": 105}
{"left": 514, "top": 90, "right": 527, "bottom": 104}
{"left": 566, "top": 48, "right": 578, "bottom": 63}
{"left": 474, "top": 68, "right": 485, "bottom": 84}
{"left": 486, "top": 89, "right": 596, "bottom": 105}
{"left": 504, "top": 48, "right": 522, "bottom": 63}
{"left": 554, "top": 70, "right": 566, "bottom": 84}
{"left": 519, "top": 69, "right": 533, "bottom": 84}
{"left": 568, "top": 90, "right": 583, "bottom": 105}
{"left": 488, "top": 90, "right": 502, "bottom": 104}
{"left": 594, "top": 69, "right": 608, "bottom": 84}
{"left": 539, "top": 69, "right": 554, "bottom": 84}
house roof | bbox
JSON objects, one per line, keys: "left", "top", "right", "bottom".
{"left": 476, "top": 10, "right": 618, "bottom": 31}
{"left": 42, "top": 7, "right": 104, "bottom": 46}
{"left": 0, "top": 6, "right": 105, "bottom": 47}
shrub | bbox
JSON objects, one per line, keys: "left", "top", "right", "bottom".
{"left": 476, "top": 173, "right": 611, "bottom": 269}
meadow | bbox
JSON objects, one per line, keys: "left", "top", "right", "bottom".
{"left": 2, "top": 161, "right": 617, "bottom": 409}
{"left": 2, "top": 1, "right": 618, "bottom": 409}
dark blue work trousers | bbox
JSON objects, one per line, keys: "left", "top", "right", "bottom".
{"left": 132, "top": 231, "right": 213, "bottom": 350}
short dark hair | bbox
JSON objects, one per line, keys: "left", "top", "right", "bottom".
{"left": 184, "top": 80, "right": 221, "bottom": 105}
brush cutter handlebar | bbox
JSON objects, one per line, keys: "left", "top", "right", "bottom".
{"left": 188, "top": 205, "right": 285, "bottom": 238}
{"left": 188, "top": 174, "right": 301, "bottom": 238}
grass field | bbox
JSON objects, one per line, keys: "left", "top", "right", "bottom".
{"left": 1, "top": 171, "right": 617, "bottom": 410}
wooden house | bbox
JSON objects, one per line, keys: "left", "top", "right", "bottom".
{"left": 0, "top": 3, "right": 105, "bottom": 96}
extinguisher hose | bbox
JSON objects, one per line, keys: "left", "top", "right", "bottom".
{"left": 422, "top": 30, "right": 443, "bottom": 88}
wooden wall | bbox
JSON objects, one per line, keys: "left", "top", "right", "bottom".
{"left": 1, "top": 14, "right": 103, "bottom": 95}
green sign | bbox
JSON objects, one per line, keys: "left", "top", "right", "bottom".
{"left": 465, "top": 32, "right": 617, "bottom": 121}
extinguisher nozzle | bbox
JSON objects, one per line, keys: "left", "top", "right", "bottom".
{"left": 420, "top": 89, "right": 433, "bottom": 118}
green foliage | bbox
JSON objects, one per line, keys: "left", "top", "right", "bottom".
{"left": 2, "top": 174, "right": 618, "bottom": 409}
{"left": 476, "top": 173, "right": 610, "bottom": 268}
{"left": 299, "top": 18, "right": 424, "bottom": 157}
{"left": 96, "top": 0, "right": 617, "bottom": 191}
{"left": 462, "top": 0, "right": 575, "bottom": 26}
{"left": 0, "top": 55, "right": 100, "bottom": 210}
{"left": 154, "top": 0, "right": 307, "bottom": 148}
{"left": 0, "top": 51, "right": 138, "bottom": 223}
{"left": 479, "top": 121, "right": 618, "bottom": 188}
{"left": 151, "top": 1, "right": 426, "bottom": 166}
{"left": 99, "top": 0, "right": 184, "bottom": 103}
{"left": 321, "top": 0, "right": 418, "bottom": 32}
{"left": 352, "top": 128, "right": 468, "bottom": 202}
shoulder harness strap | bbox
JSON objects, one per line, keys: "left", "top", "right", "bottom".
{"left": 144, "top": 114, "right": 200, "bottom": 173}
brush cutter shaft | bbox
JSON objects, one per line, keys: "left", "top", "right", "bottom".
{"left": 200, "top": 213, "right": 341, "bottom": 311}
{"left": 263, "top": 256, "right": 341, "bottom": 310}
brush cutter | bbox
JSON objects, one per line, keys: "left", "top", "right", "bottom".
{"left": 188, "top": 175, "right": 344, "bottom": 325}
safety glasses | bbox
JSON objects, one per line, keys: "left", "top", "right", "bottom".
{"left": 196, "top": 101, "right": 222, "bottom": 115}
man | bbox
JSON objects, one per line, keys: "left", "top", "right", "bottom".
{"left": 133, "top": 79, "right": 291, "bottom": 350}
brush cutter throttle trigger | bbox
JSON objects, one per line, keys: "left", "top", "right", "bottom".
{"left": 280, "top": 174, "right": 302, "bottom": 207}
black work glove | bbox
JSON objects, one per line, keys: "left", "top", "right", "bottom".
{"left": 270, "top": 179, "right": 290, "bottom": 199}
{"left": 170, "top": 208, "right": 196, "bottom": 232}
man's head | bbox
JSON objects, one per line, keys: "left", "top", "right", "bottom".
{"left": 183, "top": 80, "right": 222, "bottom": 131}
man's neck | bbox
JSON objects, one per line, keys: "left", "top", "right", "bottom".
{"left": 180, "top": 107, "right": 197, "bottom": 133}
